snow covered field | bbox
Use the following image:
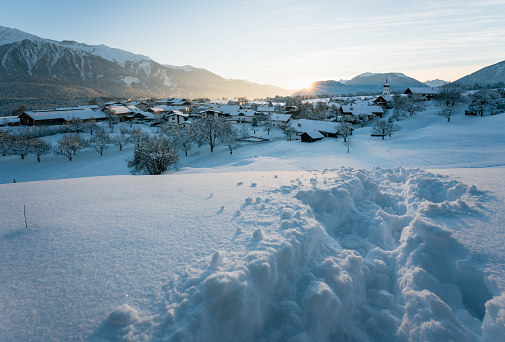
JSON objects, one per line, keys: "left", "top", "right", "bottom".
{"left": 1, "top": 107, "right": 505, "bottom": 341}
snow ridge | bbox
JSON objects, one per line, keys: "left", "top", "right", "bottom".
{"left": 98, "top": 168, "right": 501, "bottom": 342}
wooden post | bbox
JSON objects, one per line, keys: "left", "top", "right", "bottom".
{"left": 24, "top": 205, "right": 28, "bottom": 228}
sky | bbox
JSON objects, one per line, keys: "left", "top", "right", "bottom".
{"left": 1, "top": 0, "right": 504, "bottom": 89}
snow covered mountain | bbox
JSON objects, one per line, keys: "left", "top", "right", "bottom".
{"left": 0, "top": 25, "right": 289, "bottom": 99}
{"left": 454, "top": 59, "right": 505, "bottom": 87}
{"left": 424, "top": 79, "right": 449, "bottom": 87}
{"left": 344, "top": 72, "right": 429, "bottom": 92}
{"left": 294, "top": 73, "right": 429, "bottom": 96}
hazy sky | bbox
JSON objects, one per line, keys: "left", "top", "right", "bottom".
{"left": 1, "top": 0, "right": 504, "bottom": 89}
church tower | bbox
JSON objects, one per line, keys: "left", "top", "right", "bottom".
{"left": 382, "top": 78, "right": 390, "bottom": 100}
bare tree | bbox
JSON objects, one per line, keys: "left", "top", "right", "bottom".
{"left": 112, "top": 127, "right": 130, "bottom": 151}
{"left": 53, "top": 135, "right": 80, "bottom": 161}
{"left": 67, "top": 117, "right": 85, "bottom": 134}
{"left": 438, "top": 107, "right": 456, "bottom": 122}
{"left": 161, "top": 125, "right": 195, "bottom": 157}
{"left": 284, "top": 126, "right": 296, "bottom": 141}
{"left": 263, "top": 118, "right": 273, "bottom": 135}
{"left": 89, "top": 131, "right": 111, "bottom": 156}
{"left": 337, "top": 121, "right": 353, "bottom": 142}
{"left": 468, "top": 89, "right": 505, "bottom": 116}
{"left": 30, "top": 139, "right": 51, "bottom": 162}
{"left": 127, "top": 135, "right": 179, "bottom": 175}
{"left": 193, "top": 117, "right": 232, "bottom": 153}
{"left": 371, "top": 120, "right": 401, "bottom": 140}
{"left": 220, "top": 126, "right": 238, "bottom": 154}
{"left": 342, "top": 135, "right": 354, "bottom": 154}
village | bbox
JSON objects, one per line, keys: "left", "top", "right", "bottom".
{"left": 0, "top": 82, "right": 442, "bottom": 139}
{"left": 2, "top": 81, "right": 495, "bottom": 175}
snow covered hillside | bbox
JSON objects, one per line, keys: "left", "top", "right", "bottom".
{"left": 1, "top": 107, "right": 505, "bottom": 341}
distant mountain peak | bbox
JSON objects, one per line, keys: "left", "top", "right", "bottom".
{"left": 455, "top": 60, "right": 505, "bottom": 86}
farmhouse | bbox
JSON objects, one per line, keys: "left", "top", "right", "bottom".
{"left": 18, "top": 109, "right": 107, "bottom": 126}
{"left": 156, "top": 98, "right": 191, "bottom": 107}
{"left": 165, "top": 110, "right": 189, "bottom": 126}
{"left": 0, "top": 116, "right": 20, "bottom": 126}
{"left": 269, "top": 113, "right": 293, "bottom": 128}
{"left": 300, "top": 130, "right": 324, "bottom": 143}
{"left": 341, "top": 104, "right": 384, "bottom": 120}
{"left": 290, "top": 119, "right": 338, "bottom": 138}
{"left": 103, "top": 105, "right": 135, "bottom": 121}
{"left": 404, "top": 87, "right": 440, "bottom": 101}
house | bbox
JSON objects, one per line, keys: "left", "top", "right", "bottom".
{"left": 156, "top": 105, "right": 190, "bottom": 114}
{"left": 269, "top": 113, "right": 293, "bottom": 128}
{"left": 103, "top": 105, "right": 135, "bottom": 121}
{"left": 125, "top": 106, "right": 152, "bottom": 121}
{"left": 18, "top": 109, "right": 107, "bottom": 126}
{"left": 340, "top": 104, "right": 384, "bottom": 120}
{"left": 125, "top": 101, "right": 150, "bottom": 111}
{"left": 300, "top": 130, "right": 324, "bottom": 143}
{"left": 404, "top": 87, "right": 440, "bottom": 101}
{"left": 284, "top": 106, "right": 300, "bottom": 117}
{"left": 256, "top": 106, "right": 276, "bottom": 115}
{"left": 165, "top": 110, "right": 189, "bottom": 126}
{"left": 0, "top": 116, "right": 20, "bottom": 126}
{"left": 156, "top": 98, "right": 191, "bottom": 107}
{"left": 373, "top": 95, "right": 390, "bottom": 107}
{"left": 199, "top": 109, "right": 224, "bottom": 119}
{"left": 232, "top": 109, "right": 256, "bottom": 123}
{"left": 289, "top": 119, "right": 338, "bottom": 138}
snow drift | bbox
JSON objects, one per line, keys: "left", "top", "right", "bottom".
{"left": 91, "top": 168, "right": 502, "bottom": 341}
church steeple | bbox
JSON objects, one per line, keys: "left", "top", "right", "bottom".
{"left": 382, "top": 78, "right": 390, "bottom": 99}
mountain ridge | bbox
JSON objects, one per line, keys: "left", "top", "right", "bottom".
{"left": 0, "top": 25, "right": 290, "bottom": 99}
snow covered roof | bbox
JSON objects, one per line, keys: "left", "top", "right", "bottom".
{"left": 405, "top": 87, "right": 440, "bottom": 95}
{"left": 270, "top": 113, "right": 292, "bottom": 122}
{"left": 231, "top": 109, "right": 255, "bottom": 117}
{"left": 290, "top": 119, "right": 338, "bottom": 134}
{"left": 0, "top": 116, "right": 20, "bottom": 125}
{"left": 148, "top": 107, "right": 165, "bottom": 113}
{"left": 341, "top": 105, "right": 383, "bottom": 116}
{"left": 256, "top": 106, "right": 275, "bottom": 113}
{"left": 108, "top": 106, "right": 133, "bottom": 115}
{"left": 303, "top": 129, "right": 324, "bottom": 139}
{"left": 166, "top": 110, "right": 189, "bottom": 117}
{"left": 156, "top": 98, "right": 190, "bottom": 106}
{"left": 22, "top": 109, "right": 107, "bottom": 121}
{"left": 156, "top": 105, "right": 188, "bottom": 112}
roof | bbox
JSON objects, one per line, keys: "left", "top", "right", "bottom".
{"left": 22, "top": 109, "right": 107, "bottom": 121}
{"left": 156, "top": 105, "right": 188, "bottom": 112}
{"left": 341, "top": 104, "right": 384, "bottom": 116}
{"left": 256, "top": 106, "right": 275, "bottom": 112}
{"left": 270, "top": 113, "right": 292, "bottom": 122}
{"left": 0, "top": 116, "right": 20, "bottom": 124}
{"left": 148, "top": 107, "right": 165, "bottom": 113}
{"left": 290, "top": 119, "right": 338, "bottom": 134}
{"left": 405, "top": 87, "right": 440, "bottom": 95}
{"left": 303, "top": 130, "right": 324, "bottom": 139}
{"left": 157, "top": 98, "right": 190, "bottom": 106}
{"left": 166, "top": 110, "right": 189, "bottom": 117}
{"left": 108, "top": 105, "right": 133, "bottom": 115}
{"left": 232, "top": 109, "right": 255, "bottom": 117}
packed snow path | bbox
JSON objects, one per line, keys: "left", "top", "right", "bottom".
{"left": 71, "top": 168, "right": 500, "bottom": 341}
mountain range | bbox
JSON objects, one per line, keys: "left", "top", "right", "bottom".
{"left": 0, "top": 26, "right": 290, "bottom": 100}
{"left": 0, "top": 25, "right": 503, "bottom": 101}
{"left": 295, "top": 73, "right": 430, "bottom": 96}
